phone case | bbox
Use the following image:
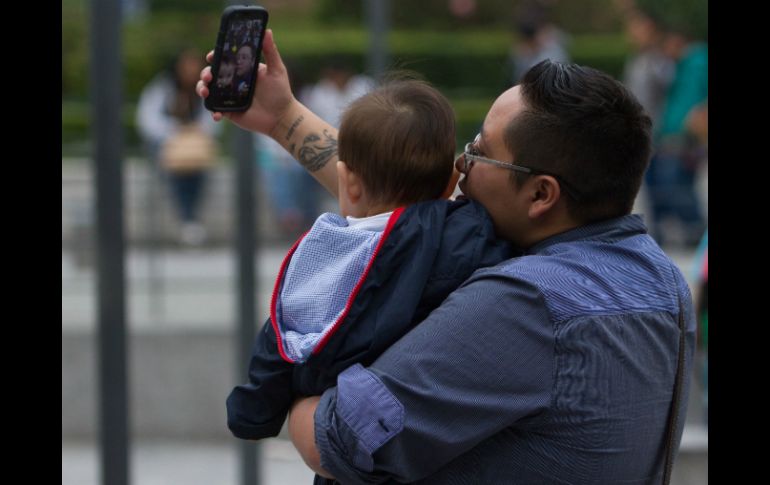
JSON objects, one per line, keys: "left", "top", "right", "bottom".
{"left": 205, "top": 6, "right": 269, "bottom": 112}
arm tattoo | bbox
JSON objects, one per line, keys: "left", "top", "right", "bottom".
{"left": 298, "top": 129, "right": 337, "bottom": 172}
{"left": 285, "top": 115, "right": 304, "bottom": 141}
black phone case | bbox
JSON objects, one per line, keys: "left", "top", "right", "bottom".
{"left": 205, "top": 5, "right": 269, "bottom": 112}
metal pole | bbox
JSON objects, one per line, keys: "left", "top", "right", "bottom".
{"left": 90, "top": 0, "right": 129, "bottom": 484}
{"left": 365, "top": 0, "right": 390, "bottom": 79}
{"left": 223, "top": 3, "right": 261, "bottom": 482}
{"left": 146, "top": 154, "right": 165, "bottom": 320}
{"left": 234, "top": 129, "right": 260, "bottom": 485}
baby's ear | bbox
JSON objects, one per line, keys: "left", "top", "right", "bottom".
{"left": 440, "top": 167, "right": 461, "bottom": 200}
{"left": 337, "top": 161, "right": 363, "bottom": 202}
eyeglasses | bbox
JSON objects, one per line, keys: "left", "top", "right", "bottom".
{"left": 461, "top": 134, "right": 582, "bottom": 201}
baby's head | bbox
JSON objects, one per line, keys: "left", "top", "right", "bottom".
{"left": 216, "top": 59, "right": 235, "bottom": 89}
{"left": 337, "top": 78, "right": 456, "bottom": 216}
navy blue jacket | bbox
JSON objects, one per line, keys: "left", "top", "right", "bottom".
{"left": 226, "top": 199, "right": 516, "bottom": 440}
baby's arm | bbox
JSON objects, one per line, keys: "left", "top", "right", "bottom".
{"left": 226, "top": 320, "right": 296, "bottom": 440}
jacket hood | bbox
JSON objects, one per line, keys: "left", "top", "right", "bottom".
{"left": 271, "top": 210, "right": 404, "bottom": 363}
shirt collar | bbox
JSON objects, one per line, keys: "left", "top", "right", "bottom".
{"left": 526, "top": 214, "right": 648, "bottom": 255}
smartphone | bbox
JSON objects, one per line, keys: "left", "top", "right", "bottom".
{"left": 205, "top": 6, "right": 269, "bottom": 112}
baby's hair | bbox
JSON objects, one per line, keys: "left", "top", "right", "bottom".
{"left": 339, "top": 75, "right": 456, "bottom": 206}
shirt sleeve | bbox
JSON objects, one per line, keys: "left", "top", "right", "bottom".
{"left": 314, "top": 268, "right": 554, "bottom": 483}
{"left": 226, "top": 319, "right": 294, "bottom": 440}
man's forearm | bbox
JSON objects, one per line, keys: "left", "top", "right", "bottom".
{"left": 288, "top": 396, "right": 335, "bottom": 479}
{"left": 271, "top": 102, "right": 340, "bottom": 198}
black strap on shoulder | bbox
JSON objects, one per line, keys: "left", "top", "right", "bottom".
{"left": 662, "top": 298, "right": 687, "bottom": 484}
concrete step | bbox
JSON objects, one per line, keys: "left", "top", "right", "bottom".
{"left": 62, "top": 439, "right": 315, "bottom": 485}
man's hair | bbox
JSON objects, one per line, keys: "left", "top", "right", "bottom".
{"left": 507, "top": 60, "right": 652, "bottom": 223}
{"left": 338, "top": 78, "right": 456, "bottom": 206}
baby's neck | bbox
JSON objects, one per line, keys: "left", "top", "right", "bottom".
{"left": 345, "top": 202, "right": 400, "bottom": 219}
{"left": 362, "top": 209, "right": 393, "bottom": 218}
{"left": 362, "top": 201, "right": 401, "bottom": 218}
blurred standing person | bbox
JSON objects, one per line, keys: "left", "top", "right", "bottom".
{"left": 685, "top": 100, "right": 708, "bottom": 222}
{"left": 622, "top": 8, "right": 674, "bottom": 130}
{"left": 507, "top": 0, "right": 571, "bottom": 84}
{"left": 620, "top": 7, "right": 675, "bottom": 228}
{"left": 254, "top": 61, "right": 323, "bottom": 238}
{"left": 303, "top": 59, "right": 375, "bottom": 129}
{"left": 137, "top": 48, "right": 218, "bottom": 246}
{"left": 646, "top": 24, "right": 708, "bottom": 247}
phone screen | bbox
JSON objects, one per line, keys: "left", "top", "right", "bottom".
{"left": 206, "top": 7, "right": 268, "bottom": 112}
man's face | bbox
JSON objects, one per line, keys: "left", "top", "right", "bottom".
{"left": 236, "top": 46, "right": 254, "bottom": 76}
{"left": 455, "top": 86, "right": 532, "bottom": 244}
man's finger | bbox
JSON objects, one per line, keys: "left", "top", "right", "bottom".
{"left": 201, "top": 65, "right": 212, "bottom": 82}
{"left": 262, "top": 29, "right": 285, "bottom": 75}
{"left": 196, "top": 80, "right": 209, "bottom": 98}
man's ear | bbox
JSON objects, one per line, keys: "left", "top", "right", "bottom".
{"left": 337, "top": 161, "right": 363, "bottom": 204}
{"left": 527, "top": 175, "right": 562, "bottom": 219}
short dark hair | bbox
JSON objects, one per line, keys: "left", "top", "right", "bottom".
{"left": 338, "top": 78, "right": 456, "bottom": 206}
{"left": 507, "top": 60, "right": 652, "bottom": 223}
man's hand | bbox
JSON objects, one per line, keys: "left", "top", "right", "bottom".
{"left": 288, "top": 396, "right": 335, "bottom": 479}
{"left": 196, "top": 29, "right": 297, "bottom": 137}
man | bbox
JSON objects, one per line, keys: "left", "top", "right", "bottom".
{"left": 199, "top": 30, "right": 695, "bottom": 483}
{"left": 234, "top": 44, "right": 256, "bottom": 94}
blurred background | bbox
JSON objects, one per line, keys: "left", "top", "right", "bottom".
{"left": 62, "top": 0, "right": 708, "bottom": 483}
